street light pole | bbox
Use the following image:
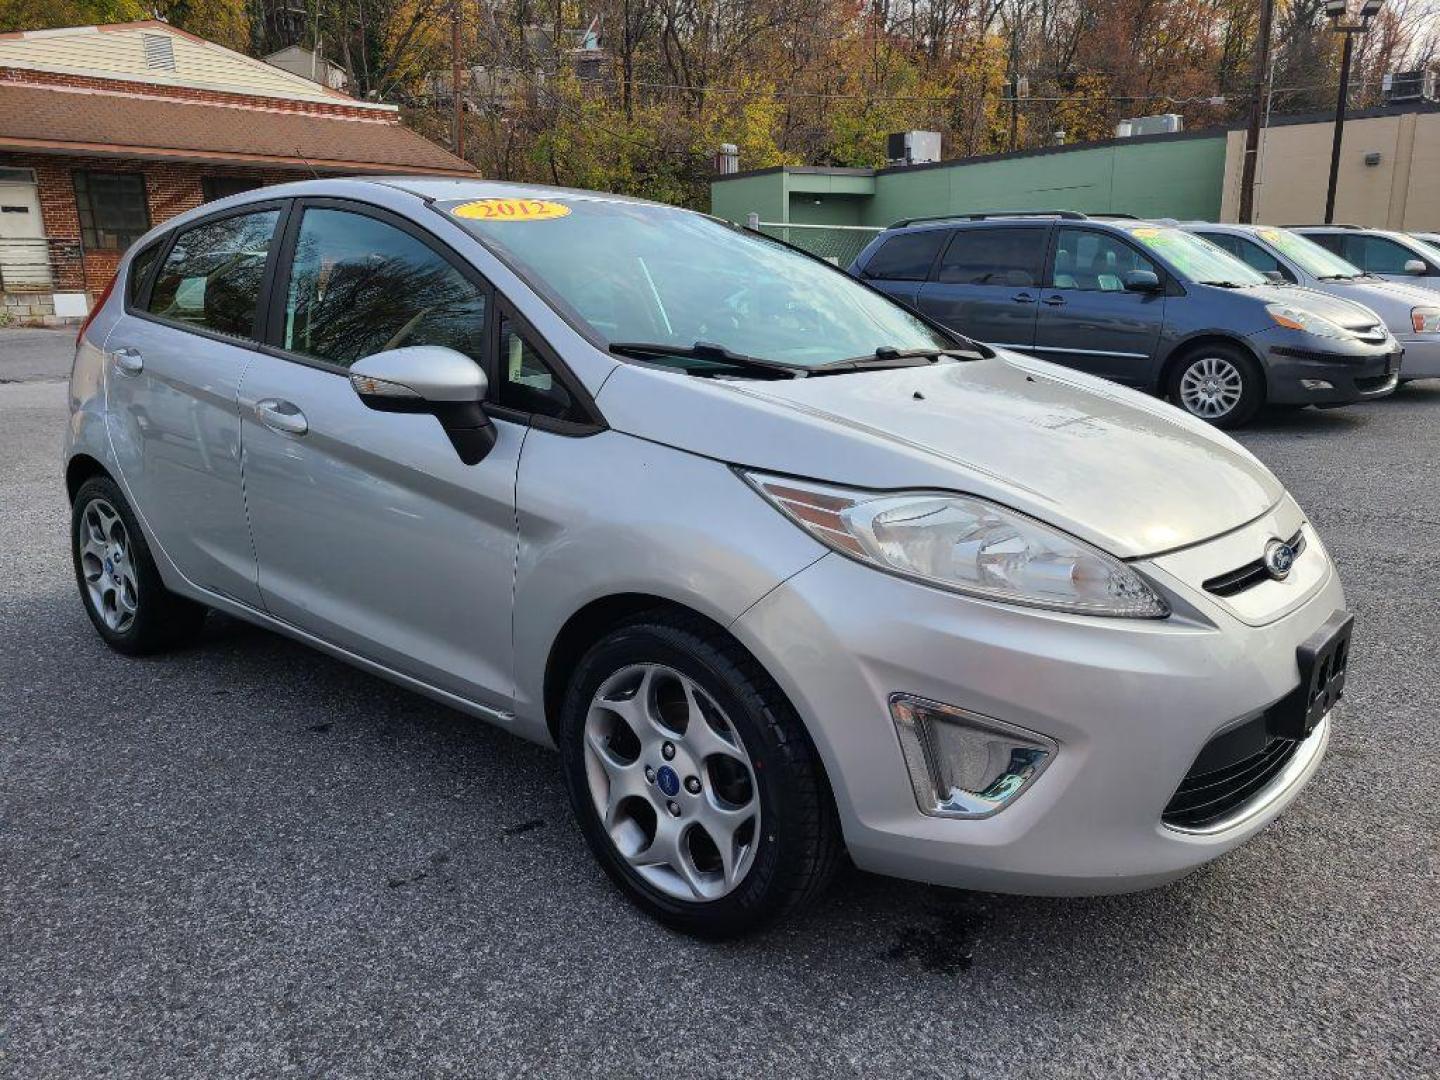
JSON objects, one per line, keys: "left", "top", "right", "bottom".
{"left": 1322, "top": 0, "right": 1385, "bottom": 225}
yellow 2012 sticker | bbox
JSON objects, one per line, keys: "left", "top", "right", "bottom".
{"left": 451, "top": 198, "right": 572, "bottom": 222}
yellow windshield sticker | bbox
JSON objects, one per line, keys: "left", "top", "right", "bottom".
{"left": 452, "top": 198, "right": 571, "bottom": 222}
{"left": 1130, "top": 227, "right": 1160, "bottom": 239}
{"left": 1258, "top": 228, "right": 1282, "bottom": 242}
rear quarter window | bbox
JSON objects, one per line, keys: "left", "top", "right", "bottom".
{"left": 862, "top": 230, "right": 946, "bottom": 281}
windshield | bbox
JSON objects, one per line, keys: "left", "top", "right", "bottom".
{"left": 1121, "top": 225, "right": 1268, "bottom": 286}
{"left": 1255, "top": 227, "right": 1362, "bottom": 279}
{"left": 442, "top": 195, "right": 952, "bottom": 368}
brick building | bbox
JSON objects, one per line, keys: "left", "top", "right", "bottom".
{"left": 0, "top": 21, "right": 474, "bottom": 324}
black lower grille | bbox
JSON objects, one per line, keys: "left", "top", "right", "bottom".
{"left": 1163, "top": 712, "right": 1302, "bottom": 830}
{"left": 1355, "top": 373, "right": 1395, "bottom": 391}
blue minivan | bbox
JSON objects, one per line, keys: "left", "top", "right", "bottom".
{"left": 850, "top": 212, "right": 1401, "bottom": 427}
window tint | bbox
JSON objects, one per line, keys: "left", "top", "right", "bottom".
{"left": 864, "top": 230, "right": 945, "bottom": 281}
{"left": 1307, "top": 233, "right": 1348, "bottom": 257}
{"left": 1050, "top": 229, "right": 1158, "bottom": 291}
{"left": 935, "top": 228, "right": 1046, "bottom": 286}
{"left": 73, "top": 171, "right": 150, "bottom": 251}
{"left": 1228, "top": 237, "right": 1293, "bottom": 281}
{"left": 283, "top": 208, "right": 487, "bottom": 369}
{"left": 1351, "top": 235, "right": 1427, "bottom": 274}
{"left": 496, "top": 315, "right": 582, "bottom": 422}
{"left": 147, "top": 209, "right": 279, "bottom": 339}
{"left": 127, "top": 241, "right": 161, "bottom": 306}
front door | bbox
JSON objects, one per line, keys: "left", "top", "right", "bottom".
{"left": 238, "top": 201, "right": 519, "bottom": 709}
{"left": 915, "top": 225, "right": 1048, "bottom": 350}
{"left": 1030, "top": 227, "right": 1166, "bottom": 385}
{"left": 0, "top": 168, "right": 52, "bottom": 289}
{"left": 103, "top": 203, "right": 284, "bottom": 607}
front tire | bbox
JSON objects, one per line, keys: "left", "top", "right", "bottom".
{"left": 1167, "top": 344, "right": 1264, "bottom": 428}
{"left": 558, "top": 613, "right": 842, "bottom": 938}
{"left": 71, "top": 475, "right": 206, "bottom": 655}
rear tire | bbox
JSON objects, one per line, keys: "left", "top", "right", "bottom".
{"left": 71, "top": 475, "right": 206, "bottom": 656}
{"left": 558, "top": 612, "right": 843, "bottom": 938}
{"left": 1167, "top": 344, "right": 1264, "bottom": 429}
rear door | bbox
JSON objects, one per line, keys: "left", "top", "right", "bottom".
{"left": 915, "top": 225, "right": 1048, "bottom": 349}
{"left": 854, "top": 227, "right": 947, "bottom": 307}
{"left": 1030, "top": 226, "right": 1166, "bottom": 385}
{"left": 103, "top": 201, "right": 286, "bottom": 608}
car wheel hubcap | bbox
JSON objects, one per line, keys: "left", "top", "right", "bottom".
{"left": 583, "top": 663, "right": 761, "bottom": 902}
{"left": 1179, "top": 356, "right": 1244, "bottom": 418}
{"left": 79, "top": 498, "right": 138, "bottom": 633}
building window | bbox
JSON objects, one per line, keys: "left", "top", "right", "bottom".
{"left": 72, "top": 171, "right": 151, "bottom": 252}
{"left": 202, "top": 176, "right": 264, "bottom": 203}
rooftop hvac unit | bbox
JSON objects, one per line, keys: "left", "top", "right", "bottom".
{"left": 1115, "top": 113, "right": 1183, "bottom": 138}
{"left": 886, "top": 131, "right": 942, "bottom": 167}
{"left": 1382, "top": 70, "right": 1437, "bottom": 104}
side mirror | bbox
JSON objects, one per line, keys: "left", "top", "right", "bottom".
{"left": 1404, "top": 258, "right": 1428, "bottom": 276}
{"left": 1123, "top": 269, "right": 1162, "bottom": 293}
{"left": 350, "top": 345, "right": 496, "bottom": 465}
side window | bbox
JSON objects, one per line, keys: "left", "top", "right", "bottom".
{"left": 283, "top": 207, "right": 487, "bottom": 369}
{"left": 495, "top": 314, "right": 583, "bottom": 422}
{"left": 1307, "top": 233, "right": 1348, "bottom": 258}
{"left": 127, "top": 241, "right": 161, "bottom": 306}
{"left": 1355, "top": 235, "right": 1426, "bottom": 274}
{"left": 936, "top": 228, "right": 1046, "bottom": 286}
{"left": 1232, "top": 237, "right": 1293, "bottom": 281}
{"left": 147, "top": 208, "right": 279, "bottom": 339}
{"left": 1050, "top": 229, "right": 1158, "bottom": 292}
{"left": 863, "top": 230, "right": 945, "bottom": 281}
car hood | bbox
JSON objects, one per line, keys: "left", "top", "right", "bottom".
{"left": 1258, "top": 284, "right": 1384, "bottom": 329}
{"left": 1335, "top": 277, "right": 1440, "bottom": 313}
{"left": 597, "top": 350, "right": 1285, "bottom": 559}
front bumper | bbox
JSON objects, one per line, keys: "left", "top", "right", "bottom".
{"left": 730, "top": 507, "right": 1343, "bottom": 896}
{"left": 1262, "top": 340, "right": 1401, "bottom": 404}
{"left": 1396, "top": 335, "right": 1440, "bottom": 379}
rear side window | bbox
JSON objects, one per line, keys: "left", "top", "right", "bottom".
{"left": 936, "top": 227, "right": 1046, "bottom": 287}
{"left": 126, "top": 241, "right": 161, "bottom": 306}
{"left": 282, "top": 207, "right": 488, "bottom": 369}
{"left": 1050, "top": 229, "right": 1158, "bottom": 291}
{"left": 147, "top": 208, "right": 279, "bottom": 339}
{"left": 863, "top": 230, "right": 945, "bottom": 281}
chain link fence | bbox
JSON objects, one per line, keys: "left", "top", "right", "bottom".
{"left": 748, "top": 219, "right": 884, "bottom": 269}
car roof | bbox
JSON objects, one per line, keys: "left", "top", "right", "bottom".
{"left": 358, "top": 175, "right": 667, "bottom": 209}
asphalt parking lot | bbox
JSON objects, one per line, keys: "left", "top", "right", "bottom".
{"left": 2, "top": 327, "right": 1438, "bottom": 1078}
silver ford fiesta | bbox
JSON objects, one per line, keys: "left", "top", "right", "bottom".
{"left": 64, "top": 178, "right": 1351, "bottom": 937}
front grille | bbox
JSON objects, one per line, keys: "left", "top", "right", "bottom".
{"left": 1203, "top": 529, "right": 1305, "bottom": 598}
{"left": 1163, "top": 711, "right": 1301, "bottom": 830}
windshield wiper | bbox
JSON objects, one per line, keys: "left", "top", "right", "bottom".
{"left": 807, "top": 344, "right": 983, "bottom": 375}
{"left": 1200, "top": 279, "right": 1247, "bottom": 288}
{"left": 1317, "top": 273, "right": 1361, "bottom": 281}
{"left": 608, "top": 341, "right": 807, "bottom": 380}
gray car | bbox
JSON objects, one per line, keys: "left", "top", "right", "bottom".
{"left": 1183, "top": 222, "right": 1440, "bottom": 380}
{"left": 66, "top": 179, "right": 1351, "bottom": 936}
{"left": 1297, "top": 225, "right": 1440, "bottom": 292}
{"left": 851, "top": 213, "right": 1400, "bottom": 427}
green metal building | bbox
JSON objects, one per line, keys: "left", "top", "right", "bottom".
{"left": 710, "top": 128, "right": 1229, "bottom": 232}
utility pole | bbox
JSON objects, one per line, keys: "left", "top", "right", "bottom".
{"left": 1008, "top": 21, "right": 1021, "bottom": 153}
{"left": 1237, "top": 0, "right": 1275, "bottom": 223}
{"left": 451, "top": 0, "right": 464, "bottom": 159}
{"left": 1324, "top": 32, "right": 1357, "bottom": 224}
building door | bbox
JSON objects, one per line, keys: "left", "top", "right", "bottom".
{"left": 0, "top": 168, "right": 53, "bottom": 289}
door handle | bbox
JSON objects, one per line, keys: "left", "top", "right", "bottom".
{"left": 1012, "top": 292, "right": 1036, "bottom": 304}
{"left": 1042, "top": 294, "right": 1067, "bottom": 306}
{"left": 110, "top": 347, "right": 144, "bottom": 375}
{"left": 254, "top": 398, "right": 308, "bottom": 436}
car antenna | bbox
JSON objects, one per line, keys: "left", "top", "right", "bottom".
{"left": 295, "top": 149, "right": 321, "bottom": 180}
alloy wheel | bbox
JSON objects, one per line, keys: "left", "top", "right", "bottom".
{"left": 78, "top": 498, "right": 139, "bottom": 633}
{"left": 582, "top": 663, "right": 761, "bottom": 902}
{"left": 1179, "top": 356, "right": 1245, "bottom": 419}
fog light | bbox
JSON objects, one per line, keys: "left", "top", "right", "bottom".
{"left": 1301, "top": 379, "right": 1334, "bottom": 391}
{"left": 889, "top": 694, "right": 1057, "bottom": 818}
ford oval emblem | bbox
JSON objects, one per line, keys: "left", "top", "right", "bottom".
{"left": 1264, "top": 539, "right": 1296, "bottom": 580}
{"left": 656, "top": 765, "right": 680, "bottom": 798}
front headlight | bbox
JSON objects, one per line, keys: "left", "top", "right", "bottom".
{"left": 744, "top": 473, "right": 1169, "bottom": 618}
{"left": 1266, "top": 304, "right": 1349, "bottom": 339}
{"left": 1412, "top": 306, "right": 1440, "bottom": 333}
